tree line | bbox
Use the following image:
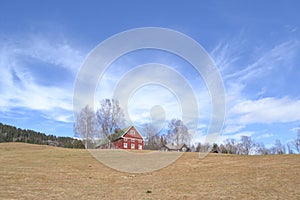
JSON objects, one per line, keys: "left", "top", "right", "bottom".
{"left": 74, "top": 99, "right": 125, "bottom": 148}
{"left": 144, "top": 132, "right": 300, "bottom": 155}
{"left": 0, "top": 122, "right": 85, "bottom": 148}
{"left": 192, "top": 134, "right": 300, "bottom": 155}
{"left": 75, "top": 98, "right": 300, "bottom": 154}
{"left": 144, "top": 124, "right": 300, "bottom": 154}
{"left": 74, "top": 99, "right": 192, "bottom": 148}
{"left": 143, "top": 119, "right": 191, "bottom": 150}
{"left": 143, "top": 120, "right": 300, "bottom": 154}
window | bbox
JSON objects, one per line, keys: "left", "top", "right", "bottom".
{"left": 138, "top": 139, "right": 142, "bottom": 143}
{"left": 138, "top": 144, "right": 142, "bottom": 150}
{"left": 130, "top": 130, "right": 135, "bottom": 135}
{"left": 124, "top": 138, "right": 127, "bottom": 142}
{"left": 131, "top": 138, "right": 135, "bottom": 142}
{"left": 131, "top": 144, "right": 135, "bottom": 149}
{"left": 123, "top": 143, "right": 127, "bottom": 148}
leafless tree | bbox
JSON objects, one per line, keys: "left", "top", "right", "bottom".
{"left": 167, "top": 119, "right": 191, "bottom": 146}
{"left": 238, "top": 136, "right": 256, "bottom": 155}
{"left": 274, "top": 139, "right": 285, "bottom": 154}
{"left": 292, "top": 128, "right": 300, "bottom": 153}
{"left": 143, "top": 123, "right": 161, "bottom": 150}
{"left": 196, "top": 142, "right": 211, "bottom": 152}
{"left": 287, "top": 142, "right": 294, "bottom": 154}
{"left": 256, "top": 143, "right": 270, "bottom": 155}
{"left": 269, "top": 146, "right": 277, "bottom": 154}
{"left": 223, "top": 139, "right": 239, "bottom": 154}
{"left": 96, "top": 99, "right": 124, "bottom": 147}
{"left": 74, "top": 105, "right": 98, "bottom": 148}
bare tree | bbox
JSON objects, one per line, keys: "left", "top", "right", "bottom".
{"left": 274, "top": 139, "right": 285, "bottom": 154}
{"left": 256, "top": 143, "right": 270, "bottom": 155}
{"left": 292, "top": 127, "right": 300, "bottom": 153}
{"left": 196, "top": 142, "right": 211, "bottom": 152}
{"left": 74, "top": 105, "right": 98, "bottom": 148}
{"left": 287, "top": 142, "right": 294, "bottom": 154}
{"left": 238, "top": 136, "right": 256, "bottom": 155}
{"left": 143, "top": 123, "right": 161, "bottom": 150}
{"left": 223, "top": 139, "right": 239, "bottom": 154}
{"left": 167, "top": 119, "right": 191, "bottom": 146}
{"left": 190, "top": 144, "right": 196, "bottom": 152}
{"left": 96, "top": 99, "right": 124, "bottom": 148}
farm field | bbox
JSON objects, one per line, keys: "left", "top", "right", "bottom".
{"left": 0, "top": 143, "right": 299, "bottom": 200}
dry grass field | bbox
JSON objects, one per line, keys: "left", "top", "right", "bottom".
{"left": 0, "top": 142, "right": 299, "bottom": 200}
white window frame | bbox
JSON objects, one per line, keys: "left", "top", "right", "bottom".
{"left": 123, "top": 143, "right": 127, "bottom": 149}
{"left": 138, "top": 144, "right": 142, "bottom": 150}
{"left": 131, "top": 143, "right": 135, "bottom": 149}
{"left": 130, "top": 130, "right": 135, "bottom": 135}
{"left": 124, "top": 138, "right": 127, "bottom": 142}
{"left": 131, "top": 138, "right": 135, "bottom": 142}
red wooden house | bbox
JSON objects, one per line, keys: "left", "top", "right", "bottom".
{"left": 97, "top": 126, "right": 144, "bottom": 150}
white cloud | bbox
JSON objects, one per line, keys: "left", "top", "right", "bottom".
{"left": 210, "top": 36, "right": 245, "bottom": 73}
{"left": 94, "top": 62, "right": 212, "bottom": 134}
{"left": 209, "top": 37, "right": 300, "bottom": 142}
{"left": 255, "top": 133, "right": 274, "bottom": 139}
{"left": 229, "top": 97, "right": 300, "bottom": 124}
{"left": 0, "top": 34, "right": 86, "bottom": 123}
{"left": 225, "top": 40, "right": 300, "bottom": 81}
{"left": 222, "top": 125, "right": 245, "bottom": 135}
{"left": 289, "top": 126, "right": 300, "bottom": 133}
{"left": 14, "top": 34, "right": 85, "bottom": 73}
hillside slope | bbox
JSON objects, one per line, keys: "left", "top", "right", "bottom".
{"left": 0, "top": 143, "right": 299, "bottom": 199}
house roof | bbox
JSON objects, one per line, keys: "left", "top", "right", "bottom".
{"left": 164, "top": 144, "right": 187, "bottom": 150}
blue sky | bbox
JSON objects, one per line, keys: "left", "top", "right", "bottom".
{"left": 0, "top": 0, "right": 299, "bottom": 147}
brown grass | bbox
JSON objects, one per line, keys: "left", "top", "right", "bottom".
{"left": 0, "top": 142, "right": 299, "bottom": 199}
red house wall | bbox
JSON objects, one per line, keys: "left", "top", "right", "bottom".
{"left": 112, "top": 126, "right": 144, "bottom": 150}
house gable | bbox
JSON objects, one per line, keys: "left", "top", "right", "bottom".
{"left": 122, "top": 126, "right": 143, "bottom": 140}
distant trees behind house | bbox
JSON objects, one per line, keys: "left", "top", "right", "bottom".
{"left": 96, "top": 99, "right": 125, "bottom": 147}
{"left": 143, "top": 124, "right": 300, "bottom": 155}
{"left": 0, "top": 122, "right": 84, "bottom": 148}
{"left": 143, "top": 123, "right": 161, "bottom": 150}
{"left": 74, "top": 105, "right": 98, "bottom": 148}
{"left": 143, "top": 119, "right": 190, "bottom": 150}
{"left": 74, "top": 100, "right": 300, "bottom": 155}
{"left": 196, "top": 133, "right": 300, "bottom": 155}
{"left": 289, "top": 128, "right": 300, "bottom": 154}
{"left": 167, "top": 119, "right": 191, "bottom": 146}
{"left": 74, "top": 99, "right": 125, "bottom": 148}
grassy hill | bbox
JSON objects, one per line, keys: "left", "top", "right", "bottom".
{"left": 0, "top": 143, "right": 299, "bottom": 199}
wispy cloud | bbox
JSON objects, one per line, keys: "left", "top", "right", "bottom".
{"left": 224, "top": 40, "right": 300, "bottom": 81}
{"left": 210, "top": 37, "right": 300, "bottom": 141}
{"left": 255, "top": 133, "right": 274, "bottom": 139}
{"left": 285, "top": 25, "right": 298, "bottom": 33}
{"left": 5, "top": 34, "right": 85, "bottom": 73}
{"left": 94, "top": 61, "right": 211, "bottom": 134}
{"left": 210, "top": 36, "right": 246, "bottom": 74}
{"left": 289, "top": 126, "right": 300, "bottom": 133}
{"left": 0, "top": 34, "right": 86, "bottom": 123}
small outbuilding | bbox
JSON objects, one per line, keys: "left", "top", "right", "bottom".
{"left": 161, "top": 144, "right": 190, "bottom": 152}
